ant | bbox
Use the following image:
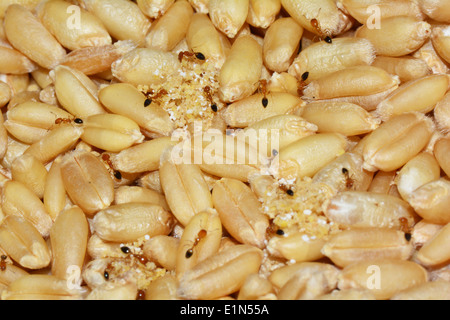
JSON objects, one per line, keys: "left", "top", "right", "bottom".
{"left": 178, "top": 51, "right": 206, "bottom": 62}
{"left": 342, "top": 167, "right": 355, "bottom": 190}
{"left": 203, "top": 86, "right": 218, "bottom": 112}
{"left": 185, "top": 229, "right": 207, "bottom": 259}
{"left": 101, "top": 154, "right": 122, "bottom": 181}
{"left": 297, "top": 71, "right": 309, "bottom": 96}
{"left": 143, "top": 88, "right": 168, "bottom": 107}
{"left": 310, "top": 9, "right": 333, "bottom": 44}
{"left": 266, "top": 224, "right": 285, "bottom": 238}
{"left": 258, "top": 79, "right": 269, "bottom": 108}
{"left": 280, "top": 184, "right": 295, "bottom": 196}
{"left": 55, "top": 117, "right": 83, "bottom": 125}
{"left": 399, "top": 217, "right": 411, "bottom": 235}
{"left": 0, "top": 255, "right": 7, "bottom": 271}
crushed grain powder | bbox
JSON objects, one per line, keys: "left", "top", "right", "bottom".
{"left": 138, "top": 57, "right": 224, "bottom": 131}
{"left": 260, "top": 176, "right": 342, "bottom": 240}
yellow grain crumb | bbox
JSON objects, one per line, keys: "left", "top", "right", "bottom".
{"left": 138, "top": 56, "right": 224, "bottom": 130}
{"left": 261, "top": 177, "right": 341, "bottom": 240}
{"left": 102, "top": 236, "right": 168, "bottom": 290}
{"left": 107, "top": 256, "right": 167, "bottom": 291}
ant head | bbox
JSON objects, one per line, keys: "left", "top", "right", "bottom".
{"left": 198, "top": 229, "right": 207, "bottom": 238}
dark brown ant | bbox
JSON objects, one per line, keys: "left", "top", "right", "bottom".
{"left": 185, "top": 229, "right": 207, "bottom": 259}
{"left": 178, "top": 51, "right": 206, "bottom": 62}
{"left": 143, "top": 88, "right": 167, "bottom": 107}
{"left": 342, "top": 167, "right": 355, "bottom": 190}
{"left": 101, "top": 153, "right": 114, "bottom": 169}
{"left": 258, "top": 79, "right": 269, "bottom": 108}
{"left": 102, "top": 154, "right": 122, "bottom": 181}
{"left": 55, "top": 117, "right": 83, "bottom": 125}
{"left": 0, "top": 255, "right": 7, "bottom": 271}
{"left": 203, "top": 86, "right": 218, "bottom": 112}
{"left": 310, "top": 10, "right": 333, "bottom": 44}
{"left": 55, "top": 117, "right": 72, "bottom": 125}
{"left": 297, "top": 71, "right": 309, "bottom": 96}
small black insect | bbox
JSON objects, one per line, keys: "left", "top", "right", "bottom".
{"left": 121, "top": 246, "right": 130, "bottom": 254}
{"left": 324, "top": 36, "right": 332, "bottom": 44}
{"left": 74, "top": 118, "right": 83, "bottom": 124}
{"left": 211, "top": 103, "right": 218, "bottom": 112}
{"left": 298, "top": 72, "right": 310, "bottom": 96}
{"left": 286, "top": 189, "right": 294, "bottom": 196}
{"left": 259, "top": 79, "right": 269, "bottom": 108}
{"left": 0, "top": 255, "right": 7, "bottom": 272}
